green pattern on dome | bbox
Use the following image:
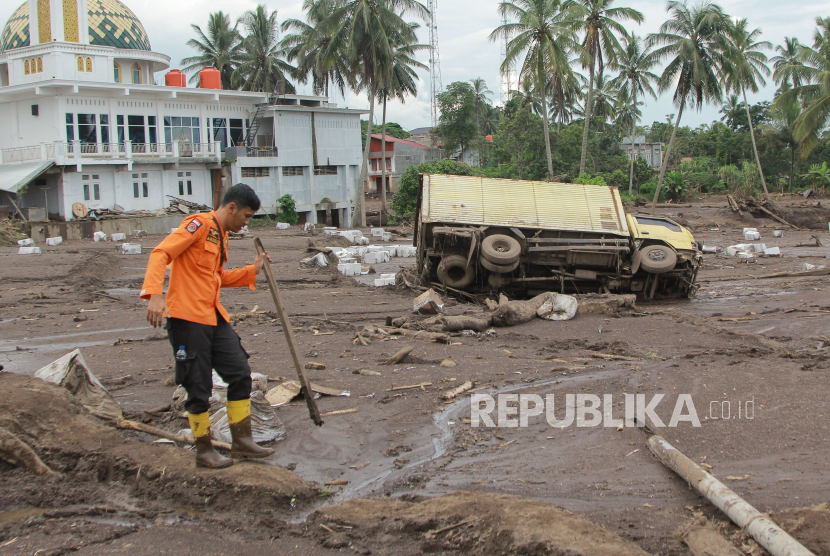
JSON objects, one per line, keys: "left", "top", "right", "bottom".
{"left": 1, "top": 3, "right": 29, "bottom": 52}
{"left": 1, "top": 0, "right": 150, "bottom": 52}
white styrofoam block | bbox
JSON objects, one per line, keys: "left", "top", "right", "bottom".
{"left": 395, "top": 246, "right": 417, "bottom": 257}
{"left": 367, "top": 245, "right": 384, "bottom": 252}
{"left": 111, "top": 233, "right": 127, "bottom": 241}
{"left": 324, "top": 229, "right": 339, "bottom": 236}
{"left": 763, "top": 246, "right": 781, "bottom": 256}
{"left": 371, "top": 228, "right": 385, "bottom": 237}
{"left": 276, "top": 222, "right": 291, "bottom": 230}
{"left": 726, "top": 244, "right": 752, "bottom": 256}
{"left": 17, "top": 238, "right": 34, "bottom": 247}
{"left": 322, "top": 227, "right": 337, "bottom": 231}
{"left": 121, "top": 243, "right": 142, "bottom": 254}
{"left": 303, "top": 223, "right": 315, "bottom": 231}
{"left": 93, "top": 232, "right": 107, "bottom": 242}
{"left": 772, "top": 230, "right": 783, "bottom": 238}
{"left": 334, "top": 250, "right": 353, "bottom": 259}
{"left": 337, "top": 263, "right": 362, "bottom": 276}
{"left": 701, "top": 245, "right": 717, "bottom": 253}
{"left": 751, "top": 243, "right": 767, "bottom": 253}
{"left": 737, "top": 252, "right": 754, "bottom": 259}
{"left": 742, "top": 228, "right": 758, "bottom": 234}
{"left": 379, "top": 273, "right": 397, "bottom": 279}
{"left": 381, "top": 232, "right": 392, "bottom": 242}
{"left": 363, "top": 252, "right": 379, "bottom": 264}
{"left": 18, "top": 246, "right": 41, "bottom": 255}
{"left": 339, "top": 257, "right": 357, "bottom": 264}
{"left": 46, "top": 237, "right": 63, "bottom": 246}
{"left": 353, "top": 236, "right": 369, "bottom": 245}
{"left": 744, "top": 231, "right": 761, "bottom": 241}
{"left": 373, "top": 277, "right": 396, "bottom": 287}
{"left": 805, "top": 263, "right": 816, "bottom": 270}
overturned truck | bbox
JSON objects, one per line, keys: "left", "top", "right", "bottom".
{"left": 414, "top": 174, "right": 702, "bottom": 300}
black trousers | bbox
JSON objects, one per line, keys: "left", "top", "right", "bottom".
{"left": 166, "top": 310, "right": 251, "bottom": 415}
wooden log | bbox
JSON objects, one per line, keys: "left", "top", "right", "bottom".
{"left": 383, "top": 345, "right": 413, "bottom": 365}
{"left": 0, "top": 427, "right": 58, "bottom": 476}
{"left": 117, "top": 419, "right": 232, "bottom": 452}
{"left": 386, "top": 328, "right": 451, "bottom": 343}
{"left": 388, "top": 382, "right": 432, "bottom": 391}
{"left": 751, "top": 203, "right": 799, "bottom": 229}
{"left": 442, "top": 380, "right": 473, "bottom": 400}
{"left": 320, "top": 408, "right": 358, "bottom": 417}
{"left": 255, "top": 237, "right": 323, "bottom": 426}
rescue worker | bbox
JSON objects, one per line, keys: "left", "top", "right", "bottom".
{"left": 141, "top": 183, "right": 273, "bottom": 468}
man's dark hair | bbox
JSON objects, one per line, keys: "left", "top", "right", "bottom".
{"left": 221, "top": 183, "right": 261, "bottom": 212}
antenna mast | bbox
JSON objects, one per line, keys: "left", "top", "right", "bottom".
{"left": 428, "top": 0, "right": 442, "bottom": 129}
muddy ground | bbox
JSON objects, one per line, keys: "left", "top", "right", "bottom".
{"left": 1, "top": 193, "right": 829, "bottom": 555}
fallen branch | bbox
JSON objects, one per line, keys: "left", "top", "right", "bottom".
{"left": 0, "top": 427, "right": 58, "bottom": 476}
{"left": 442, "top": 380, "right": 473, "bottom": 400}
{"left": 143, "top": 404, "right": 172, "bottom": 415}
{"left": 386, "top": 328, "right": 451, "bottom": 344}
{"left": 441, "top": 315, "right": 491, "bottom": 332}
{"left": 648, "top": 435, "right": 813, "bottom": 556}
{"left": 425, "top": 517, "right": 477, "bottom": 538}
{"left": 589, "top": 353, "right": 641, "bottom": 361}
{"left": 117, "top": 419, "right": 232, "bottom": 452}
{"left": 320, "top": 408, "right": 358, "bottom": 417}
{"left": 383, "top": 346, "right": 413, "bottom": 365}
{"left": 387, "top": 382, "right": 432, "bottom": 391}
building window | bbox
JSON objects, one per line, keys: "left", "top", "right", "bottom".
{"left": 127, "top": 115, "right": 145, "bottom": 148}
{"left": 83, "top": 183, "right": 89, "bottom": 200}
{"left": 117, "top": 115, "right": 125, "bottom": 146}
{"left": 93, "top": 183, "right": 100, "bottom": 200}
{"left": 177, "top": 171, "right": 193, "bottom": 195}
{"left": 82, "top": 174, "right": 100, "bottom": 201}
{"left": 133, "top": 181, "right": 139, "bottom": 198}
{"left": 77, "top": 56, "right": 84, "bottom": 71}
{"left": 77, "top": 114, "right": 97, "bottom": 144}
{"left": 113, "top": 62, "right": 121, "bottom": 83}
{"left": 242, "top": 167, "right": 270, "bottom": 178}
{"left": 148, "top": 116, "right": 157, "bottom": 148}
{"left": 142, "top": 181, "right": 148, "bottom": 197}
{"left": 229, "top": 119, "right": 244, "bottom": 146}
{"left": 65, "top": 113, "right": 74, "bottom": 143}
{"left": 164, "top": 116, "right": 200, "bottom": 146}
{"left": 132, "top": 64, "right": 141, "bottom": 84}
{"left": 314, "top": 166, "right": 337, "bottom": 176}
{"left": 212, "top": 118, "right": 227, "bottom": 151}
{"left": 85, "top": 57, "right": 92, "bottom": 72}
{"left": 37, "top": 57, "right": 43, "bottom": 72}
{"left": 100, "top": 114, "right": 110, "bottom": 147}
{"left": 24, "top": 60, "right": 30, "bottom": 75}
{"left": 282, "top": 166, "right": 304, "bottom": 177}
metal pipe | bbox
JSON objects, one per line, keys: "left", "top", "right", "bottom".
{"left": 648, "top": 436, "right": 814, "bottom": 556}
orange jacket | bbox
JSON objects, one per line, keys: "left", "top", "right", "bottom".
{"left": 140, "top": 211, "right": 256, "bottom": 326}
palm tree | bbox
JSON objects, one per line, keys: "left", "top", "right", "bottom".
{"left": 610, "top": 31, "right": 657, "bottom": 193}
{"left": 234, "top": 5, "right": 296, "bottom": 93}
{"left": 722, "top": 18, "right": 772, "bottom": 197}
{"left": 647, "top": 0, "right": 730, "bottom": 213}
{"left": 470, "top": 78, "right": 494, "bottom": 129}
{"left": 490, "top": 0, "right": 578, "bottom": 180}
{"left": 776, "top": 17, "right": 830, "bottom": 158}
{"left": 803, "top": 162, "right": 830, "bottom": 195}
{"left": 281, "top": 0, "right": 349, "bottom": 99}
{"left": 762, "top": 83, "right": 800, "bottom": 190}
{"left": 181, "top": 12, "right": 243, "bottom": 89}
{"left": 377, "top": 29, "right": 428, "bottom": 214}
{"left": 771, "top": 37, "right": 803, "bottom": 88}
{"left": 718, "top": 94, "right": 742, "bottom": 130}
{"left": 317, "top": 0, "right": 428, "bottom": 226}
{"left": 564, "top": 0, "right": 643, "bottom": 175}
{"left": 548, "top": 58, "right": 584, "bottom": 131}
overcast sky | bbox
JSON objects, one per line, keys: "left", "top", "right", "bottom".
{"left": 3, "top": 0, "right": 826, "bottom": 132}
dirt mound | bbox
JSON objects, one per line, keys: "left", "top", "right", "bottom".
{"left": 308, "top": 492, "right": 651, "bottom": 555}
{"left": 0, "top": 373, "right": 316, "bottom": 515}
{"left": 771, "top": 504, "right": 830, "bottom": 555}
{"left": 775, "top": 205, "right": 830, "bottom": 229}
{"left": 0, "top": 219, "right": 27, "bottom": 246}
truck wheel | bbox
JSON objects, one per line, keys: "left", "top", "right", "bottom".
{"left": 636, "top": 245, "right": 677, "bottom": 274}
{"left": 437, "top": 255, "right": 475, "bottom": 288}
{"left": 481, "top": 234, "right": 521, "bottom": 265}
{"left": 480, "top": 257, "right": 519, "bottom": 273}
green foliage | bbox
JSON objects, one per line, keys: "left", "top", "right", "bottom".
{"left": 575, "top": 173, "right": 607, "bottom": 185}
{"left": 360, "top": 120, "right": 411, "bottom": 141}
{"left": 276, "top": 194, "right": 299, "bottom": 224}
{"left": 435, "top": 82, "right": 478, "bottom": 157}
{"left": 601, "top": 169, "right": 628, "bottom": 189}
{"left": 803, "top": 162, "right": 830, "bottom": 192}
{"left": 663, "top": 171, "right": 687, "bottom": 201}
{"left": 390, "top": 159, "right": 476, "bottom": 219}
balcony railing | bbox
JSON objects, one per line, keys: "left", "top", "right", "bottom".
{"left": 0, "top": 141, "right": 223, "bottom": 165}
{"left": 245, "top": 146, "right": 278, "bottom": 157}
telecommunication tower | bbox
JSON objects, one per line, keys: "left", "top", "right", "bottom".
{"left": 499, "top": 12, "right": 516, "bottom": 104}
{"left": 428, "top": 0, "right": 442, "bottom": 128}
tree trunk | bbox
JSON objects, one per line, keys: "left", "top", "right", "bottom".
{"left": 789, "top": 146, "right": 794, "bottom": 192}
{"left": 651, "top": 100, "right": 685, "bottom": 214}
{"left": 742, "top": 87, "right": 769, "bottom": 197}
{"left": 579, "top": 60, "right": 595, "bottom": 175}
{"left": 539, "top": 66, "right": 554, "bottom": 181}
{"left": 380, "top": 96, "right": 388, "bottom": 215}
{"left": 628, "top": 89, "right": 637, "bottom": 195}
{"left": 356, "top": 88, "right": 374, "bottom": 227}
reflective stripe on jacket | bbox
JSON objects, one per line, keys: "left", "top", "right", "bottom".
{"left": 140, "top": 211, "right": 255, "bottom": 325}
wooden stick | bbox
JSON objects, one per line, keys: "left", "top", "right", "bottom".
{"left": 442, "top": 380, "right": 473, "bottom": 400}
{"left": 387, "top": 382, "right": 432, "bottom": 391}
{"left": 383, "top": 345, "right": 413, "bottom": 365}
{"left": 255, "top": 237, "right": 323, "bottom": 426}
{"left": 320, "top": 408, "right": 358, "bottom": 417}
{"left": 116, "top": 419, "right": 232, "bottom": 451}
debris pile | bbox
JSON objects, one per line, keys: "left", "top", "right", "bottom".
{"left": 726, "top": 229, "right": 783, "bottom": 259}
{"left": 726, "top": 195, "right": 799, "bottom": 229}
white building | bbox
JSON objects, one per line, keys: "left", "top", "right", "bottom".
{"left": 620, "top": 136, "right": 663, "bottom": 169}
{"left": 0, "top": 0, "right": 364, "bottom": 226}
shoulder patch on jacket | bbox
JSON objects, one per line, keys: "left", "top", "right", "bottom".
{"left": 186, "top": 219, "right": 202, "bottom": 234}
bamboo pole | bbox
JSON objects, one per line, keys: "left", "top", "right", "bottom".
{"left": 254, "top": 237, "right": 323, "bottom": 426}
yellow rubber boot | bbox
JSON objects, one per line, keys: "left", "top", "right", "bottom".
{"left": 227, "top": 399, "right": 274, "bottom": 459}
{"left": 187, "top": 411, "right": 233, "bottom": 469}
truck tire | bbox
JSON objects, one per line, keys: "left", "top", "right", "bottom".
{"left": 481, "top": 234, "right": 521, "bottom": 265}
{"left": 480, "top": 257, "right": 519, "bottom": 273}
{"left": 636, "top": 245, "right": 677, "bottom": 274}
{"left": 437, "top": 255, "right": 475, "bottom": 288}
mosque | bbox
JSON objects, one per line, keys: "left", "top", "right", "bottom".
{"left": 0, "top": 0, "right": 363, "bottom": 226}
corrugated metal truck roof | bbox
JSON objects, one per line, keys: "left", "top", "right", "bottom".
{"left": 421, "top": 174, "right": 629, "bottom": 236}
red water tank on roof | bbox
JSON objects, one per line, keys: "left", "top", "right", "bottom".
{"left": 165, "top": 69, "right": 186, "bottom": 87}
{"left": 199, "top": 68, "right": 221, "bottom": 90}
